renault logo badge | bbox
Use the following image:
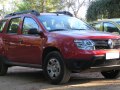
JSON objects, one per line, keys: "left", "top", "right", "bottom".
{"left": 108, "top": 39, "right": 114, "bottom": 49}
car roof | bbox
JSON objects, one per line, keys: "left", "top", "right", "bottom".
{"left": 99, "top": 18, "right": 120, "bottom": 22}
{"left": 4, "top": 10, "right": 73, "bottom": 19}
{"left": 92, "top": 18, "right": 120, "bottom": 23}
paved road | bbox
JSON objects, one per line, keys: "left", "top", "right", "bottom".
{"left": 0, "top": 67, "right": 120, "bottom": 90}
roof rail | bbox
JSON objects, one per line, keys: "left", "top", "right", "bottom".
{"left": 53, "top": 11, "right": 73, "bottom": 17}
{"left": 5, "top": 10, "right": 40, "bottom": 18}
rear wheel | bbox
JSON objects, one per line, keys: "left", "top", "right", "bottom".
{"left": 0, "top": 60, "right": 8, "bottom": 76}
{"left": 101, "top": 70, "right": 120, "bottom": 79}
{"left": 43, "top": 51, "right": 71, "bottom": 84}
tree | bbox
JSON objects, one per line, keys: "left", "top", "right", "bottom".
{"left": 0, "top": 0, "right": 17, "bottom": 16}
{"left": 61, "top": 0, "right": 86, "bottom": 17}
{"left": 0, "top": 0, "right": 8, "bottom": 16}
{"left": 15, "top": 0, "right": 63, "bottom": 12}
{"left": 86, "top": 0, "right": 120, "bottom": 21}
{"left": 15, "top": 1, "right": 31, "bottom": 12}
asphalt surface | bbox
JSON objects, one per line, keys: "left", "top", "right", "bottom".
{"left": 0, "top": 66, "right": 120, "bottom": 90}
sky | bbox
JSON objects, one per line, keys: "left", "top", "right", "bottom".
{"left": 78, "top": 4, "right": 88, "bottom": 19}
{"left": 63, "top": 0, "right": 90, "bottom": 19}
{"left": 0, "top": 0, "right": 15, "bottom": 14}
{"left": 82, "top": 0, "right": 91, "bottom": 19}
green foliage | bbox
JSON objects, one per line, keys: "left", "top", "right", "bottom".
{"left": 15, "top": 0, "right": 63, "bottom": 12}
{"left": 15, "top": 2, "right": 31, "bottom": 11}
{"left": 0, "top": 10, "right": 2, "bottom": 13}
{"left": 86, "top": 0, "right": 120, "bottom": 21}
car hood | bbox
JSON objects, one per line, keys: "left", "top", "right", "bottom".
{"left": 51, "top": 30, "right": 120, "bottom": 39}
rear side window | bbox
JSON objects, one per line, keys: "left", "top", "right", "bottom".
{"left": 104, "top": 22, "right": 119, "bottom": 33}
{"left": 7, "top": 18, "right": 21, "bottom": 34}
{"left": 0, "top": 20, "right": 6, "bottom": 32}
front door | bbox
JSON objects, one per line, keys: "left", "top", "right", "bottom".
{"left": 17, "top": 17, "right": 43, "bottom": 64}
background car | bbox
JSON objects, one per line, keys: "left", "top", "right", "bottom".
{"left": 91, "top": 18, "right": 120, "bottom": 34}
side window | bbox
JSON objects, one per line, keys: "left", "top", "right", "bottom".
{"left": 7, "top": 18, "right": 21, "bottom": 33}
{"left": 104, "top": 22, "right": 119, "bottom": 33}
{"left": 22, "top": 17, "right": 39, "bottom": 35}
{"left": 0, "top": 20, "right": 7, "bottom": 32}
{"left": 92, "top": 23, "right": 101, "bottom": 31}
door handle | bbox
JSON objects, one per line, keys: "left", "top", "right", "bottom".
{"left": 3, "top": 39, "right": 7, "bottom": 41}
{"left": 18, "top": 39, "right": 23, "bottom": 43}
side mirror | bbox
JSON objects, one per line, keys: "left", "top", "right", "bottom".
{"left": 28, "top": 28, "right": 41, "bottom": 35}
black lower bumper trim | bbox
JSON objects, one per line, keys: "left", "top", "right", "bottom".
{"left": 65, "top": 55, "right": 120, "bottom": 72}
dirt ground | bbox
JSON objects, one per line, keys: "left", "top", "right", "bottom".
{"left": 0, "top": 66, "right": 120, "bottom": 90}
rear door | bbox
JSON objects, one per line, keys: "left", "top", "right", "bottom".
{"left": 3, "top": 17, "right": 21, "bottom": 62}
{"left": 0, "top": 20, "right": 7, "bottom": 33}
{"left": 0, "top": 20, "right": 7, "bottom": 55}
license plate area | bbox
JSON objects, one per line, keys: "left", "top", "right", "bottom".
{"left": 106, "top": 52, "right": 119, "bottom": 60}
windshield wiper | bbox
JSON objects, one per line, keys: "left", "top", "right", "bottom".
{"left": 49, "top": 29, "right": 66, "bottom": 32}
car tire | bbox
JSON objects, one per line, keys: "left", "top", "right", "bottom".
{"left": 0, "top": 59, "right": 8, "bottom": 76}
{"left": 101, "top": 70, "right": 120, "bottom": 79}
{"left": 43, "top": 51, "right": 71, "bottom": 84}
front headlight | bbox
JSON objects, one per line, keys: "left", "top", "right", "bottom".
{"left": 74, "top": 39, "right": 95, "bottom": 50}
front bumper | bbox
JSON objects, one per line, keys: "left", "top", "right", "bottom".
{"left": 65, "top": 55, "right": 120, "bottom": 72}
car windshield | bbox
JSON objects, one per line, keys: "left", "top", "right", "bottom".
{"left": 116, "top": 21, "right": 120, "bottom": 25}
{"left": 38, "top": 15, "right": 94, "bottom": 32}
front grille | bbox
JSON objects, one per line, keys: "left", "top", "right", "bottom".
{"left": 92, "top": 39, "right": 120, "bottom": 50}
{"left": 95, "top": 46, "right": 109, "bottom": 50}
{"left": 113, "top": 39, "right": 120, "bottom": 45}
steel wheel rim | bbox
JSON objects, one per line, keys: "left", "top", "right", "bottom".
{"left": 47, "top": 58, "right": 61, "bottom": 79}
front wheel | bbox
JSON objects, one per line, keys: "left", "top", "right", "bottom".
{"left": 43, "top": 51, "right": 71, "bottom": 84}
{"left": 101, "top": 70, "right": 120, "bottom": 79}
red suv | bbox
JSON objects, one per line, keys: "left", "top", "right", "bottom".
{"left": 0, "top": 10, "right": 120, "bottom": 84}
